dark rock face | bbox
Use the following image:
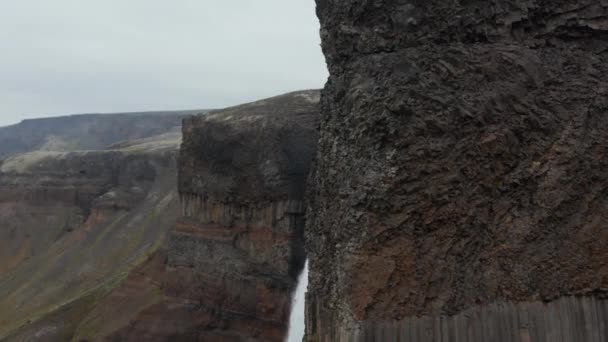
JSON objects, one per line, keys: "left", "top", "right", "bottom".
{"left": 109, "top": 90, "right": 320, "bottom": 341}
{"left": 307, "top": 1, "right": 608, "bottom": 341}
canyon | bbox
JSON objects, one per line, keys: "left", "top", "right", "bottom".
{"left": 0, "top": 91, "right": 319, "bottom": 341}
{"left": 2, "top": 1, "right": 608, "bottom": 341}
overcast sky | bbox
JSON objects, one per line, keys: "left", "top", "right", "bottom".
{"left": 0, "top": 0, "right": 327, "bottom": 126}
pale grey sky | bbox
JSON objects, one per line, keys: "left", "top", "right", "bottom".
{"left": 0, "top": 0, "right": 327, "bottom": 126}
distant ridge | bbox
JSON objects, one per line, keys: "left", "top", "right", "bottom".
{"left": 0, "top": 110, "right": 209, "bottom": 159}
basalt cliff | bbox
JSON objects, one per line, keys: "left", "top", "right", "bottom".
{"left": 99, "top": 90, "right": 319, "bottom": 341}
{"left": 306, "top": 0, "right": 608, "bottom": 341}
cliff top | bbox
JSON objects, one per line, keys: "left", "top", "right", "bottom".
{"left": 201, "top": 89, "right": 320, "bottom": 123}
{"left": 179, "top": 90, "right": 320, "bottom": 202}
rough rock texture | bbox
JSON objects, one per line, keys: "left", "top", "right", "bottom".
{"left": 106, "top": 90, "right": 320, "bottom": 341}
{"left": 0, "top": 110, "right": 200, "bottom": 159}
{"left": 307, "top": 0, "right": 608, "bottom": 341}
{"left": 0, "top": 133, "right": 182, "bottom": 340}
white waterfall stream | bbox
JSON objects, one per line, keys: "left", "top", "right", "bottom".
{"left": 286, "top": 260, "right": 308, "bottom": 342}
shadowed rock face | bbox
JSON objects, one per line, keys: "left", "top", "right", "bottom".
{"left": 105, "top": 90, "right": 320, "bottom": 341}
{"left": 307, "top": 1, "right": 608, "bottom": 341}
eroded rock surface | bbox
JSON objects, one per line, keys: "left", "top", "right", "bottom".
{"left": 307, "top": 1, "right": 608, "bottom": 341}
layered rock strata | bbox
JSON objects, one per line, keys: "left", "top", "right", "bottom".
{"left": 307, "top": 1, "right": 608, "bottom": 341}
{"left": 106, "top": 90, "right": 320, "bottom": 341}
{"left": 0, "top": 134, "right": 182, "bottom": 340}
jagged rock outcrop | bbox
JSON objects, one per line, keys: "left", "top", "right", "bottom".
{"left": 105, "top": 90, "right": 320, "bottom": 341}
{"left": 307, "top": 1, "right": 608, "bottom": 341}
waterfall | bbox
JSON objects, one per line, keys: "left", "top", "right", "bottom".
{"left": 286, "top": 260, "right": 308, "bottom": 342}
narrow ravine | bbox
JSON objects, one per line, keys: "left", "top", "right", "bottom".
{"left": 286, "top": 260, "right": 308, "bottom": 342}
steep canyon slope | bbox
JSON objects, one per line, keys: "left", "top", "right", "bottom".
{"left": 307, "top": 0, "right": 608, "bottom": 341}
{"left": 0, "top": 132, "right": 182, "bottom": 341}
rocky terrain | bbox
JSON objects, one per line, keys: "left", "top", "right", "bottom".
{"left": 306, "top": 0, "right": 608, "bottom": 341}
{"left": 0, "top": 91, "right": 319, "bottom": 341}
{"left": 0, "top": 110, "right": 199, "bottom": 159}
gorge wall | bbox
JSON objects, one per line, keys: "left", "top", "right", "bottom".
{"left": 307, "top": 1, "right": 608, "bottom": 341}
{"left": 104, "top": 90, "right": 320, "bottom": 341}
